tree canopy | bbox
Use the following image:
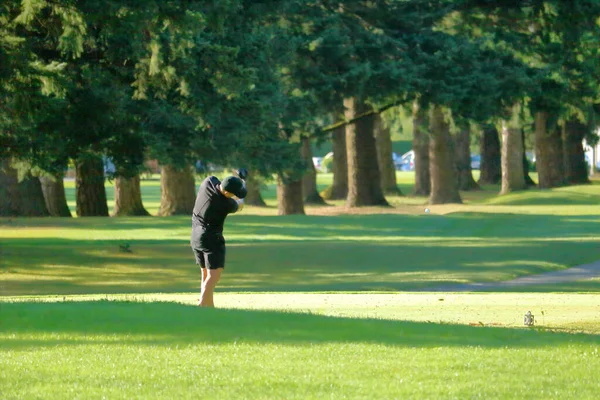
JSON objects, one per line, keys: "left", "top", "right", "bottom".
{"left": 2, "top": 0, "right": 599, "bottom": 183}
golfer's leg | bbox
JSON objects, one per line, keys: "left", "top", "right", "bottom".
{"left": 193, "top": 248, "right": 208, "bottom": 305}
{"left": 198, "top": 268, "right": 223, "bottom": 307}
{"left": 199, "top": 267, "right": 208, "bottom": 302}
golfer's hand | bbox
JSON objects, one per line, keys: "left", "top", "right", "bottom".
{"left": 235, "top": 197, "right": 244, "bottom": 212}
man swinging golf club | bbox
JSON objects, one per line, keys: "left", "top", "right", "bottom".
{"left": 191, "top": 168, "right": 248, "bottom": 307}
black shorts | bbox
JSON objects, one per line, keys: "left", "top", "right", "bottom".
{"left": 191, "top": 230, "right": 226, "bottom": 269}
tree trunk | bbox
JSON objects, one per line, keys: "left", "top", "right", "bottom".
{"left": 412, "top": 102, "right": 430, "bottom": 196}
{"left": 41, "top": 173, "right": 72, "bottom": 217}
{"left": 301, "top": 137, "right": 326, "bottom": 204}
{"left": 113, "top": 174, "right": 150, "bottom": 216}
{"left": 500, "top": 105, "right": 526, "bottom": 194}
{"left": 562, "top": 119, "right": 589, "bottom": 185}
{"left": 277, "top": 175, "right": 305, "bottom": 215}
{"left": 455, "top": 124, "right": 480, "bottom": 191}
{"left": 374, "top": 113, "right": 401, "bottom": 195}
{"left": 478, "top": 124, "right": 501, "bottom": 185}
{"left": 321, "top": 124, "right": 348, "bottom": 200}
{"left": 345, "top": 97, "right": 388, "bottom": 207}
{"left": 428, "top": 105, "right": 462, "bottom": 204}
{"left": 535, "top": 111, "right": 566, "bottom": 188}
{"left": 158, "top": 165, "right": 196, "bottom": 216}
{"left": 521, "top": 129, "right": 536, "bottom": 186}
{"left": 0, "top": 158, "right": 21, "bottom": 216}
{"left": 75, "top": 155, "right": 109, "bottom": 217}
{"left": 19, "top": 174, "right": 51, "bottom": 216}
{"left": 0, "top": 160, "right": 51, "bottom": 217}
{"left": 244, "top": 172, "right": 267, "bottom": 206}
{"left": 591, "top": 147, "right": 597, "bottom": 177}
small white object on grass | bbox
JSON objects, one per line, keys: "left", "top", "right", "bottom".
{"left": 424, "top": 208, "right": 430, "bottom": 213}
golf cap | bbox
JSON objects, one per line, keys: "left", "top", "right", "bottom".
{"left": 221, "top": 176, "right": 247, "bottom": 199}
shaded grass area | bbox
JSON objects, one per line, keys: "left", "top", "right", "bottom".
{"left": 2, "top": 301, "right": 600, "bottom": 399}
{"left": 2, "top": 300, "right": 597, "bottom": 348}
{"left": 2, "top": 213, "right": 600, "bottom": 295}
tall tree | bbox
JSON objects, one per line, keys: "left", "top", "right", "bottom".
{"left": 0, "top": 160, "right": 49, "bottom": 217}
{"left": 500, "top": 104, "right": 526, "bottom": 195}
{"left": 285, "top": 2, "right": 421, "bottom": 207}
{"left": 454, "top": 123, "right": 479, "bottom": 191}
{"left": 459, "top": 1, "right": 600, "bottom": 188}
{"left": 0, "top": 159, "right": 19, "bottom": 217}
{"left": 321, "top": 124, "right": 348, "bottom": 200}
{"left": 428, "top": 105, "right": 461, "bottom": 204}
{"left": 157, "top": 165, "right": 196, "bottom": 217}
{"left": 19, "top": 173, "right": 51, "bottom": 217}
{"left": 521, "top": 128, "right": 536, "bottom": 186}
{"left": 301, "top": 137, "right": 326, "bottom": 205}
{"left": 412, "top": 102, "right": 430, "bottom": 196}
{"left": 277, "top": 175, "right": 305, "bottom": 215}
{"left": 75, "top": 155, "right": 108, "bottom": 217}
{"left": 478, "top": 125, "right": 501, "bottom": 185}
{"left": 562, "top": 119, "right": 590, "bottom": 185}
{"left": 40, "top": 173, "right": 71, "bottom": 217}
{"left": 374, "top": 113, "right": 401, "bottom": 195}
{"left": 113, "top": 175, "right": 149, "bottom": 217}
{"left": 244, "top": 172, "right": 267, "bottom": 207}
{"left": 534, "top": 111, "right": 566, "bottom": 189}
{"left": 345, "top": 97, "right": 388, "bottom": 207}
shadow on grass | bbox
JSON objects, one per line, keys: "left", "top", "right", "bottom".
{"left": 0, "top": 216, "right": 188, "bottom": 231}
{"left": 3, "top": 213, "right": 600, "bottom": 240}
{"left": 1, "top": 301, "right": 597, "bottom": 349}
{"left": 2, "top": 213, "right": 600, "bottom": 295}
{"left": 2, "top": 236, "right": 599, "bottom": 295}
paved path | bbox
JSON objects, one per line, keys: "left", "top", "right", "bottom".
{"left": 432, "top": 259, "right": 600, "bottom": 292}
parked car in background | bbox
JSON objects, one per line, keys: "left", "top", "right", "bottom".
{"left": 395, "top": 150, "right": 415, "bottom": 171}
{"left": 470, "top": 154, "right": 481, "bottom": 170}
{"left": 312, "top": 157, "right": 323, "bottom": 172}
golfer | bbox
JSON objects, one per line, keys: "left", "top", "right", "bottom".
{"left": 191, "top": 170, "right": 247, "bottom": 307}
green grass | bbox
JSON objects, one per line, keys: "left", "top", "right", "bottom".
{"left": 2, "top": 298, "right": 600, "bottom": 399}
{"left": 3, "top": 173, "right": 600, "bottom": 398}
{"left": 5, "top": 292, "right": 600, "bottom": 333}
{"left": 2, "top": 210, "right": 600, "bottom": 295}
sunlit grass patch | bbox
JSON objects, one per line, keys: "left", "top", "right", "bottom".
{"left": 1, "top": 299, "right": 600, "bottom": 399}
{"left": 2, "top": 210, "right": 600, "bottom": 295}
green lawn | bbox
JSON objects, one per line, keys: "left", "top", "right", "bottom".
{"left": 2, "top": 210, "right": 600, "bottom": 295}
{"left": 3, "top": 173, "right": 600, "bottom": 295}
{"left": 2, "top": 298, "right": 600, "bottom": 399}
{"left": 2, "top": 173, "right": 600, "bottom": 399}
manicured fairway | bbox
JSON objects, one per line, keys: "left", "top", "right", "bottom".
{"left": 2, "top": 210, "right": 600, "bottom": 295}
{"left": 2, "top": 174, "right": 600, "bottom": 399}
{"left": 2, "top": 298, "right": 600, "bottom": 399}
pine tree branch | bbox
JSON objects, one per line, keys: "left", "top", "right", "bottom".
{"left": 316, "top": 100, "right": 404, "bottom": 137}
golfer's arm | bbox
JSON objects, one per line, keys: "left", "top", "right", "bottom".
{"left": 235, "top": 198, "right": 244, "bottom": 212}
